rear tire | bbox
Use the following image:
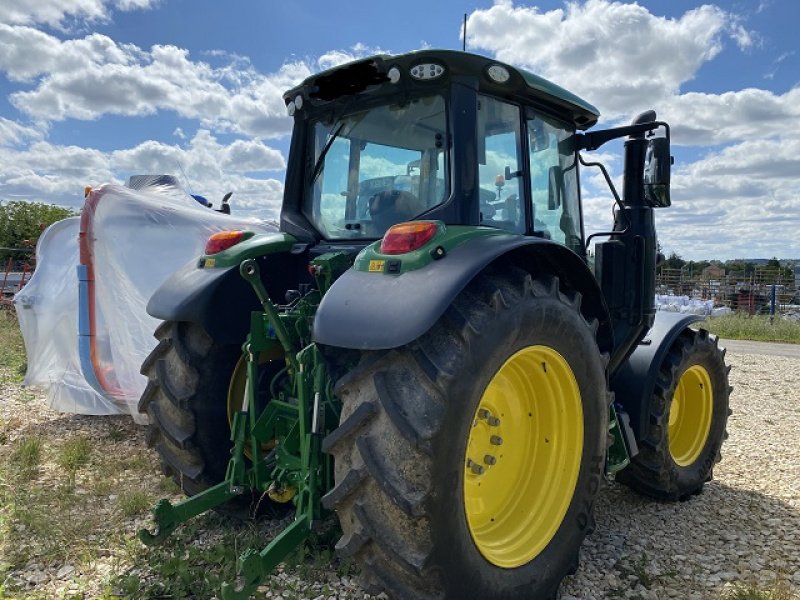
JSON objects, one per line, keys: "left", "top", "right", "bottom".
{"left": 617, "top": 328, "right": 731, "bottom": 501}
{"left": 322, "top": 267, "right": 609, "bottom": 599}
{"left": 139, "top": 321, "right": 238, "bottom": 495}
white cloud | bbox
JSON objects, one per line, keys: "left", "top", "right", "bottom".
{"left": 317, "top": 43, "right": 386, "bottom": 71}
{"left": 0, "top": 28, "right": 386, "bottom": 141}
{"left": 0, "top": 25, "right": 308, "bottom": 139}
{"left": 0, "top": 0, "right": 158, "bottom": 30}
{"left": 0, "top": 117, "right": 46, "bottom": 147}
{"left": 0, "top": 130, "right": 285, "bottom": 217}
{"left": 662, "top": 86, "right": 800, "bottom": 146}
{"left": 466, "top": 0, "right": 754, "bottom": 120}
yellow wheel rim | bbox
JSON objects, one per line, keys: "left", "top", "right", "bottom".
{"left": 463, "top": 345, "right": 584, "bottom": 569}
{"left": 668, "top": 364, "right": 713, "bottom": 467}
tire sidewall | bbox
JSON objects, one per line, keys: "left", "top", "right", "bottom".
{"left": 428, "top": 294, "right": 607, "bottom": 598}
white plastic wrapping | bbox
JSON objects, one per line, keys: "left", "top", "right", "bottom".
{"left": 654, "top": 294, "right": 714, "bottom": 316}
{"left": 15, "top": 177, "right": 276, "bottom": 422}
{"left": 15, "top": 217, "right": 117, "bottom": 414}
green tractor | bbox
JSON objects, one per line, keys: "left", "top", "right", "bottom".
{"left": 138, "top": 50, "right": 731, "bottom": 599}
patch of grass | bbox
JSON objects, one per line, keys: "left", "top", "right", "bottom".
{"left": 105, "top": 423, "right": 128, "bottom": 442}
{"left": 57, "top": 436, "right": 93, "bottom": 481}
{"left": 10, "top": 435, "right": 42, "bottom": 478}
{"left": 702, "top": 313, "right": 800, "bottom": 343}
{"left": 720, "top": 581, "right": 798, "bottom": 600}
{"left": 0, "top": 309, "right": 27, "bottom": 383}
{"left": 117, "top": 490, "right": 151, "bottom": 517}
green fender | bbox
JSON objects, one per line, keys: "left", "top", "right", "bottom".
{"left": 313, "top": 234, "right": 613, "bottom": 352}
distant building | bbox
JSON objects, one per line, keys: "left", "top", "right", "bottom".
{"left": 702, "top": 264, "right": 725, "bottom": 279}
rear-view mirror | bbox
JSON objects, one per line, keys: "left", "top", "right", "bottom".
{"left": 644, "top": 136, "right": 671, "bottom": 207}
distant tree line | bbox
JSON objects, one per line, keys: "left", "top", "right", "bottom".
{"left": 0, "top": 201, "right": 76, "bottom": 263}
{"left": 659, "top": 250, "right": 794, "bottom": 282}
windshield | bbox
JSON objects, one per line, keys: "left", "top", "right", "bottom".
{"left": 304, "top": 95, "right": 449, "bottom": 239}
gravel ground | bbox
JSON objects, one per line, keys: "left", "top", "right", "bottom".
{"left": 1, "top": 347, "right": 798, "bottom": 599}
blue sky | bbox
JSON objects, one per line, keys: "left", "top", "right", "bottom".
{"left": 1, "top": 0, "right": 798, "bottom": 260}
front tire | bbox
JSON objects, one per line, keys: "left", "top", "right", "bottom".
{"left": 617, "top": 328, "right": 731, "bottom": 501}
{"left": 322, "top": 267, "right": 609, "bottom": 599}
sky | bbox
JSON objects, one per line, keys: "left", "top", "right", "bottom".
{"left": 0, "top": 0, "right": 798, "bottom": 261}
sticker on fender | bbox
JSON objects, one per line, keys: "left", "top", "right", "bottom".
{"left": 368, "top": 260, "right": 385, "bottom": 272}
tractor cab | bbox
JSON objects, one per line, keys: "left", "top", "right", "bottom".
{"left": 280, "top": 50, "right": 599, "bottom": 257}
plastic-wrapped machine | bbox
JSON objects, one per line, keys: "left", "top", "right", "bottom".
{"left": 15, "top": 176, "right": 276, "bottom": 422}
{"left": 14, "top": 217, "right": 109, "bottom": 413}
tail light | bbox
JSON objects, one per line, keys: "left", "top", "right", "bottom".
{"left": 380, "top": 221, "right": 438, "bottom": 255}
{"left": 205, "top": 230, "right": 246, "bottom": 255}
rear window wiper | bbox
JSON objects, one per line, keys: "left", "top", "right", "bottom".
{"left": 310, "top": 122, "right": 345, "bottom": 184}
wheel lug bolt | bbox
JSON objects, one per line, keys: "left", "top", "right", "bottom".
{"left": 484, "top": 454, "right": 496, "bottom": 465}
{"left": 490, "top": 435, "right": 503, "bottom": 445}
{"left": 487, "top": 416, "right": 500, "bottom": 427}
{"left": 478, "top": 408, "right": 490, "bottom": 419}
{"left": 471, "top": 463, "right": 485, "bottom": 475}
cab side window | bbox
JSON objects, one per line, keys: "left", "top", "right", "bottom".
{"left": 527, "top": 114, "right": 582, "bottom": 253}
{"left": 477, "top": 95, "right": 524, "bottom": 233}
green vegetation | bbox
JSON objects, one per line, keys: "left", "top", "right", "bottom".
{"left": 57, "top": 435, "right": 93, "bottom": 486}
{"left": 9, "top": 435, "right": 43, "bottom": 479}
{"left": 117, "top": 490, "right": 152, "bottom": 517}
{"left": 0, "top": 309, "right": 27, "bottom": 384}
{"left": 720, "top": 581, "right": 798, "bottom": 600}
{"left": 703, "top": 313, "right": 800, "bottom": 344}
{"left": 0, "top": 200, "right": 76, "bottom": 262}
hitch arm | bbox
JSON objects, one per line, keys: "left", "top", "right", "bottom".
{"left": 138, "top": 481, "right": 242, "bottom": 545}
{"left": 219, "top": 514, "right": 311, "bottom": 600}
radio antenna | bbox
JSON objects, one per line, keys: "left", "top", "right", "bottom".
{"left": 462, "top": 13, "right": 467, "bottom": 51}
{"left": 175, "top": 160, "right": 194, "bottom": 195}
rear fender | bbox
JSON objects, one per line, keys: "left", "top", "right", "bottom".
{"left": 147, "top": 234, "right": 307, "bottom": 345}
{"left": 610, "top": 312, "right": 704, "bottom": 440}
{"left": 313, "top": 235, "right": 613, "bottom": 352}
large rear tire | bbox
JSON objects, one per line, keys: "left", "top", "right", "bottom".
{"left": 322, "top": 267, "right": 609, "bottom": 599}
{"left": 139, "top": 321, "right": 239, "bottom": 495}
{"left": 617, "top": 328, "right": 731, "bottom": 501}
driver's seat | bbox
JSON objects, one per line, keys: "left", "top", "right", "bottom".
{"left": 368, "top": 190, "right": 423, "bottom": 232}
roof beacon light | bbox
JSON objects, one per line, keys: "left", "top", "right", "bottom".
{"left": 286, "top": 101, "right": 296, "bottom": 117}
{"left": 487, "top": 65, "right": 511, "bottom": 83}
{"left": 380, "top": 221, "right": 439, "bottom": 255}
{"left": 294, "top": 94, "right": 304, "bottom": 110}
{"left": 388, "top": 66, "right": 401, "bottom": 84}
{"left": 410, "top": 63, "right": 445, "bottom": 81}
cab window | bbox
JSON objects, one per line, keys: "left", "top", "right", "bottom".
{"left": 527, "top": 113, "right": 582, "bottom": 253}
{"left": 477, "top": 95, "right": 524, "bottom": 233}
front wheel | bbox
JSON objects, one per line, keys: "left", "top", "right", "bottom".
{"left": 617, "top": 328, "right": 731, "bottom": 500}
{"left": 323, "top": 267, "right": 609, "bottom": 599}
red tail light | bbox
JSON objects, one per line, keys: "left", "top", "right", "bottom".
{"left": 205, "top": 230, "right": 245, "bottom": 255}
{"left": 380, "top": 221, "right": 438, "bottom": 255}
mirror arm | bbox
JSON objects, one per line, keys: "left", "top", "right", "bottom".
{"left": 576, "top": 121, "right": 669, "bottom": 152}
{"left": 580, "top": 153, "right": 632, "bottom": 249}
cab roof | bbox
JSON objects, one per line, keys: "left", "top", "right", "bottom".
{"left": 285, "top": 49, "right": 600, "bottom": 130}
